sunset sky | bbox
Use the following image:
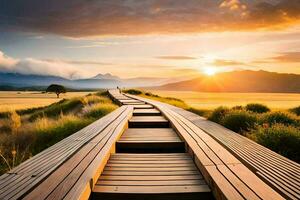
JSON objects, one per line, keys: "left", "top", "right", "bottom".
{"left": 0, "top": 0, "right": 300, "bottom": 79}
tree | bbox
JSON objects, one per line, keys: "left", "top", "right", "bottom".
{"left": 46, "top": 84, "right": 66, "bottom": 98}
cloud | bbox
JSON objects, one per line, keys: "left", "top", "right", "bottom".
{"left": 271, "top": 52, "right": 300, "bottom": 62}
{"left": 250, "top": 60, "right": 273, "bottom": 64}
{"left": 0, "top": 51, "right": 18, "bottom": 68}
{"left": 219, "top": 0, "right": 248, "bottom": 17}
{"left": 168, "top": 68, "right": 201, "bottom": 77}
{"left": 0, "top": 51, "right": 91, "bottom": 79}
{"left": 156, "top": 56, "right": 197, "bottom": 60}
{"left": 41, "top": 59, "right": 113, "bottom": 66}
{"left": 0, "top": 50, "right": 186, "bottom": 78}
{"left": 251, "top": 52, "right": 300, "bottom": 64}
{"left": 173, "top": 68, "right": 200, "bottom": 73}
{"left": 211, "top": 59, "right": 245, "bottom": 66}
{"left": 0, "top": 0, "right": 299, "bottom": 37}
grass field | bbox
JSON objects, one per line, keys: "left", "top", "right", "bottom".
{"left": 0, "top": 91, "right": 117, "bottom": 174}
{"left": 0, "top": 91, "right": 93, "bottom": 112}
{"left": 148, "top": 90, "right": 300, "bottom": 109}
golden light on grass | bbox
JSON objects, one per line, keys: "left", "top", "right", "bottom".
{"left": 0, "top": 91, "right": 93, "bottom": 112}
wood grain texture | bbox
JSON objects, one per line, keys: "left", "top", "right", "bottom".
{"left": 127, "top": 93, "right": 287, "bottom": 200}
{"left": 93, "top": 153, "right": 211, "bottom": 199}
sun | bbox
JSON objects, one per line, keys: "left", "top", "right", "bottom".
{"left": 203, "top": 67, "right": 216, "bottom": 76}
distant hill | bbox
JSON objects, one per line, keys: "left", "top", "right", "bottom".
{"left": 91, "top": 73, "right": 121, "bottom": 80}
{"left": 0, "top": 72, "right": 123, "bottom": 89}
{"left": 0, "top": 73, "right": 69, "bottom": 87}
{"left": 0, "top": 72, "right": 181, "bottom": 90}
{"left": 158, "top": 70, "right": 300, "bottom": 93}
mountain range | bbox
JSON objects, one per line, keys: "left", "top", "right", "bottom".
{"left": 158, "top": 70, "right": 300, "bottom": 93}
{"left": 1, "top": 70, "right": 300, "bottom": 93}
{"left": 0, "top": 72, "right": 185, "bottom": 90}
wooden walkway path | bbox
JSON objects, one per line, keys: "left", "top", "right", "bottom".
{"left": 0, "top": 89, "right": 299, "bottom": 199}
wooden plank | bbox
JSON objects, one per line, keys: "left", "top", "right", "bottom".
{"left": 93, "top": 152, "right": 211, "bottom": 199}
{"left": 133, "top": 108, "right": 161, "bottom": 116}
{"left": 96, "top": 179, "right": 206, "bottom": 186}
{"left": 109, "top": 157, "right": 193, "bottom": 161}
{"left": 119, "top": 129, "right": 181, "bottom": 143}
{"left": 123, "top": 128, "right": 175, "bottom": 134}
{"left": 101, "top": 170, "right": 201, "bottom": 176}
{"left": 103, "top": 167, "right": 197, "bottom": 171}
{"left": 129, "top": 116, "right": 168, "bottom": 122}
{"left": 204, "top": 165, "right": 245, "bottom": 200}
{"left": 98, "top": 175, "right": 203, "bottom": 181}
{"left": 123, "top": 102, "right": 146, "bottom": 105}
{"left": 129, "top": 116, "right": 169, "bottom": 128}
{"left": 119, "top": 99, "right": 144, "bottom": 103}
{"left": 119, "top": 139, "right": 182, "bottom": 142}
{"left": 93, "top": 185, "right": 211, "bottom": 194}
{"left": 225, "top": 142, "right": 300, "bottom": 190}
{"left": 116, "top": 141, "right": 185, "bottom": 153}
{"left": 108, "top": 160, "right": 194, "bottom": 164}
{"left": 105, "top": 163, "right": 195, "bottom": 168}
{"left": 121, "top": 135, "right": 180, "bottom": 138}
{"left": 132, "top": 104, "right": 153, "bottom": 109}
{"left": 110, "top": 153, "right": 190, "bottom": 157}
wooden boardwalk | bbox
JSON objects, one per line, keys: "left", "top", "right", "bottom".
{"left": 0, "top": 89, "right": 298, "bottom": 199}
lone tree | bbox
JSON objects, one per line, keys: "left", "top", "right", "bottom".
{"left": 46, "top": 84, "right": 66, "bottom": 98}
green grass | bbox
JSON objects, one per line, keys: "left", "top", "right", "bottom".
{"left": 221, "top": 110, "right": 257, "bottom": 133}
{"left": 187, "top": 107, "right": 210, "bottom": 117}
{"left": 29, "top": 98, "right": 84, "bottom": 121}
{"left": 208, "top": 107, "right": 300, "bottom": 162}
{"left": 30, "top": 115, "right": 93, "bottom": 154}
{"left": 123, "top": 89, "right": 142, "bottom": 95}
{"left": 245, "top": 103, "right": 270, "bottom": 113}
{"left": 250, "top": 124, "right": 300, "bottom": 163}
{"left": 290, "top": 106, "right": 300, "bottom": 116}
{"left": 83, "top": 103, "right": 118, "bottom": 119}
{"left": 207, "top": 106, "right": 229, "bottom": 123}
{"left": 0, "top": 92, "right": 117, "bottom": 174}
{"left": 259, "top": 111, "right": 300, "bottom": 126}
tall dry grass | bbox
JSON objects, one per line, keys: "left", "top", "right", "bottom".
{"left": 0, "top": 92, "right": 117, "bottom": 174}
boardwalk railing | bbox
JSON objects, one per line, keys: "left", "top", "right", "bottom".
{"left": 0, "top": 105, "right": 133, "bottom": 200}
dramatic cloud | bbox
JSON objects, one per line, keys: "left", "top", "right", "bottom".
{"left": 0, "top": 0, "right": 299, "bottom": 37}
{"left": 156, "top": 56, "right": 197, "bottom": 60}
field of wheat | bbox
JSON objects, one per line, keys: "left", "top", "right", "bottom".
{"left": 149, "top": 90, "right": 300, "bottom": 109}
{"left": 0, "top": 91, "right": 93, "bottom": 112}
